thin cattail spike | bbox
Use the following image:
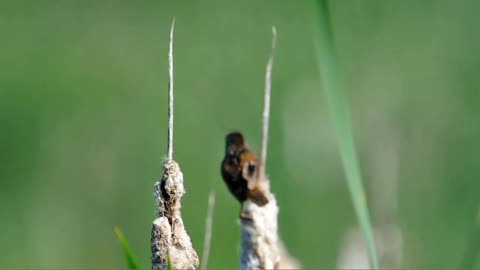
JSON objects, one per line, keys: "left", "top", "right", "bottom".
{"left": 260, "top": 26, "right": 277, "bottom": 179}
{"left": 200, "top": 191, "right": 215, "bottom": 270}
{"left": 167, "top": 17, "right": 175, "bottom": 160}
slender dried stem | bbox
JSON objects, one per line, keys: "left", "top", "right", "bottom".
{"left": 151, "top": 19, "right": 199, "bottom": 270}
{"left": 239, "top": 27, "right": 290, "bottom": 270}
{"left": 200, "top": 191, "right": 215, "bottom": 270}
{"left": 167, "top": 18, "right": 175, "bottom": 161}
{"left": 259, "top": 26, "right": 277, "bottom": 179}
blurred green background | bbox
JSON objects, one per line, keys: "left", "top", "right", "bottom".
{"left": 1, "top": 0, "right": 480, "bottom": 269}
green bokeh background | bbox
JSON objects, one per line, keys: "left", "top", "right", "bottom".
{"left": 1, "top": 1, "right": 479, "bottom": 269}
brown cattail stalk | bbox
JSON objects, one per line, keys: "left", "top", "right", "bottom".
{"left": 151, "top": 19, "right": 199, "bottom": 270}
{"left": 239, "top": 27, "right": 300, "bottom": 270}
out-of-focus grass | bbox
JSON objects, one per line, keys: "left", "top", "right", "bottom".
{"left": 314, "top": 0, "right": 378, "bottom": 268}
{"left": 114, "top": 226, "right": 140, "bottom": 270}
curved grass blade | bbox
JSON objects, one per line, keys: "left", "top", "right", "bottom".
{"left": 313, "top": 0, "right": 379, "bottom": 268}
{"left": 114, "top": 226, "right": 140, "bottom": 270}
{"left": 167, "top": 255, "right": 173, "bottom": 270}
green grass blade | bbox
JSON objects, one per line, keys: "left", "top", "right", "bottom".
{"left": 114, "top": 226, "right": 140, "bottom": 270}
{"left": 313, "top": 0, "right": 379, "bottom": 269}
{"left": 167, "top": 255, "right": 173, "bottom": 270}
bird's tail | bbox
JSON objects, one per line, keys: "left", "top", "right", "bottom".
{"left": 248, "top": 188, "right": 269, "bottom": 206}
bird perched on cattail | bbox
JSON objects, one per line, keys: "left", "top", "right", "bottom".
{"left": 221, "top": 132, "right": 269, "bottom": 207}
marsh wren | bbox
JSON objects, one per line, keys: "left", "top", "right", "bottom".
{"left": 221, "top": 132, "right": 269, "bottom": 207}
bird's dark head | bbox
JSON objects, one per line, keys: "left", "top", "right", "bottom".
{"left": 225, "top": 132, "right": 245, "bottom": 156}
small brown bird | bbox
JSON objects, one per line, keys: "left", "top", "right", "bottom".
{"left": 221, "top": 132, "right": 269, "bottom": 207}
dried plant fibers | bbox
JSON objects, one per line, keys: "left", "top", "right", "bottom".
{"left": 239, "top": 27, "right": 300, "bottom": 270}
{"left": 151, "top": 18, "right": 199, "bottom": 270}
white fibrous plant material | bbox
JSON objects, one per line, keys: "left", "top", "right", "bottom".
{"left": 240, "top": 191, "right": 280, "bottom": 270}
{"left": 151, "top": 159, "right": 199, "bottom": 270}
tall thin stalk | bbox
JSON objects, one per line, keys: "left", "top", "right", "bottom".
{"left": 313, "top": 1, "right": 379, "bottom": 268}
